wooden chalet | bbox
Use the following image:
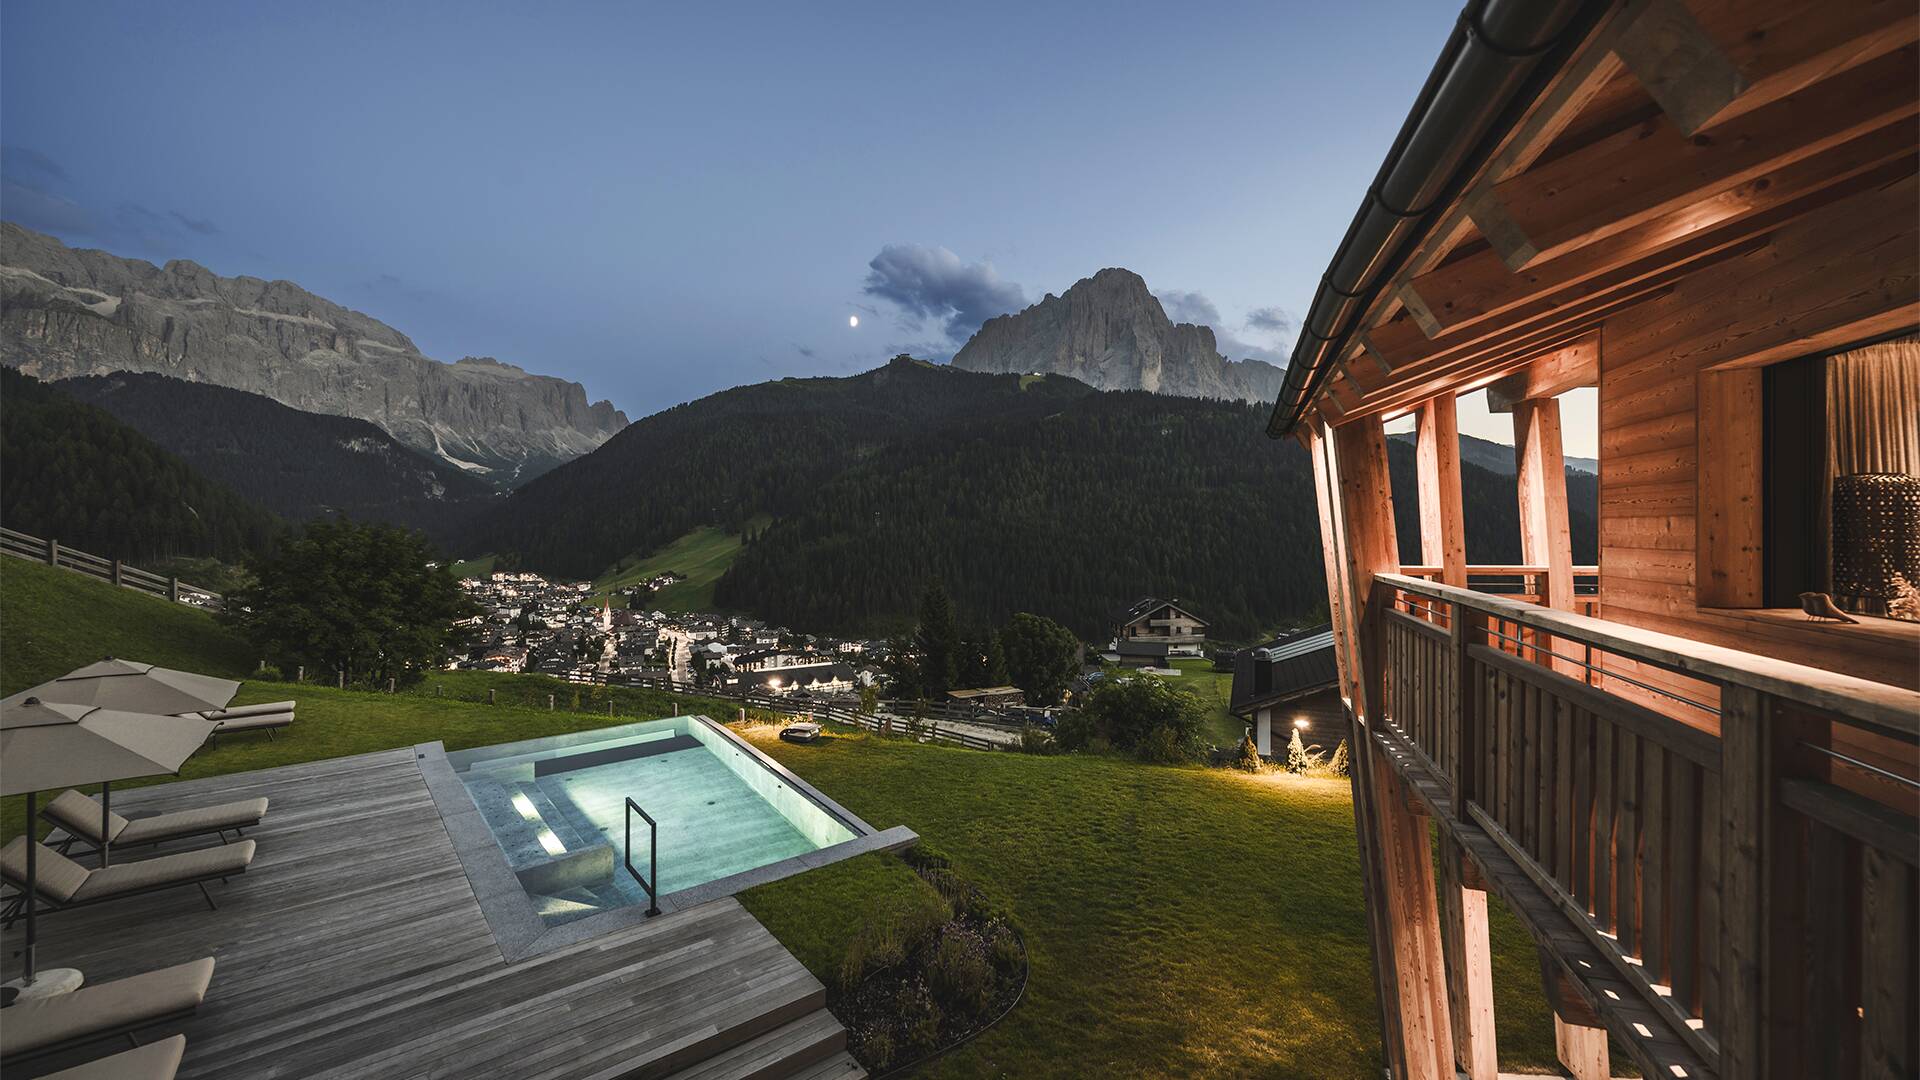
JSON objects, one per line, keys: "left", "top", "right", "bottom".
{"left": 1267, "top": 3, "right": 1919, "bottom": 1079}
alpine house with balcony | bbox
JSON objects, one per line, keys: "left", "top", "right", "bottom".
{"left": 1267, "top": 2, "right": 1919, "bottom": 1079}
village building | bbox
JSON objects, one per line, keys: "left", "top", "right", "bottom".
{"left": 1228, "top": 625, "right": 1342, "bottom": 757}
{"left": 1109, "top": 597, "right": 1209, "bottom": 666}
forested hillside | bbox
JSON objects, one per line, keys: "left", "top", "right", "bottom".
{"left": 0, "top": 368, "right": 279, "bottom": 563}
{"left": 59, "top": 372, "right": 498, "bottom": 543}
{"left": 481, "top": 358, "right": 1597, "bottom": 642}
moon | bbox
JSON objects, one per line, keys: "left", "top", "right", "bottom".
{"left": 848, "top": 314, "right": 859, "bottom": 328}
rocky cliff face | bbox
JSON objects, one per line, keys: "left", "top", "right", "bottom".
{"left": 949, "top": 268, "right": 1284, "bottom": 402}
{"left": 0, "top": 222, "right": 626, "bottom": 484}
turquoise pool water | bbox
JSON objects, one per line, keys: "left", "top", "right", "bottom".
{"left": 448, "top": 717, "right": 857, "bottom": 924}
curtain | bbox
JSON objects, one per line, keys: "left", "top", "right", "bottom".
{"left": 1828, "top": 335, "right": 1920, "bottom": 476}
{"left": 1826, "top": 335, "right": 1920, "bottom": 617}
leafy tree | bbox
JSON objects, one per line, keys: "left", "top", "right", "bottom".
{"left": 1000, "top": 613, "right": 1081, "bottom": 705}
{"left": 1079, "top": 677, "right": 1205, "bottom": 754}
{"left": 881, "top": 633, "right": 921, "bottom": 699}
{"left": 916, "top": 583, "right": 960, "bottom": 698}
{"left": 956, "top": 629, "right": 1011, "bottom": 690}
{"left": 224, "top": 519, "right": 471, "bottom": 687}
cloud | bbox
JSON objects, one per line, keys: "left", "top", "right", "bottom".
{"left": 0, "top": 145, "right": 220, "bottom": 254}
{"left": 795, "top": 344, "right": 817, "bottom": 359}
{"left": 862, "top": 243, "right": 1026, "bottom": 345}
{"left": 1246, "top": 306, "right": 1291, "bottom": 335}
{"left": 169, "top": 210, "right": 219, "bottom": 235}
{"left": 1153, "top": 287, "right": 1292, "bottom": 367}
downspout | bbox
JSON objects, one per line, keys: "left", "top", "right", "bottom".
{"left": 1265, "top": 0, "right": 1606, "bottom": 438}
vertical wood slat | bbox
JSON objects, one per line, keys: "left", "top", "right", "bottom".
{"left": 1699, "top": 768, "right": 1722, "bottom": 1035}
{"left": 1554, "top": 697, "right": 1573, "bottom": 889}
{"left": 1643, "top": 745, "right": 1668, "bottom": 985}
{"left": 1860, "top": 849, "right": 1917, "bottom": 1078}
{"left": 1522, "top": 682, "right": 1539, "bottom": 856}
{"left": 1595, "top": 720, "right": 1615, "bottom": 932}
{"left": 1718, "top": 684, "right": 1766, "bottom": 1080}
{"left": 1803, "top": 822, "right": 1847, "bottom": 1078}
{"left": 1617, "top": 730, "right": 1641, "bottom": 957}
{"left": 1668, "top": 760, "right": 1702, "bottom": 1017}
{"left": 1571, "top": 707, "right": 1593, "bottom": 912}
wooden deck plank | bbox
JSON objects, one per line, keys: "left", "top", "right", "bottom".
{"left": 0, "top": 749, "right": 836, "bottom": 1080}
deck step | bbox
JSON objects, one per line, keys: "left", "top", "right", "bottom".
{"left": 621, "top": 972, "right": 828, "bottom": 1080}
{"left": 662, "top": 1008, "right": 847, "bottom": 1080}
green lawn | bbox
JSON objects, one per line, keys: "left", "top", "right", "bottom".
{"left": 1, "top": 556, "right": 1571, "bottom": 1075}
{"left": 737, "top": 726, "right": 1564, "bottom": 1078}
{"left": 448, "top": 554, "right": 499, "bottom": 578}
{"left": 1107, "top": 657, "right": 1246, "bottom": 747}
{"left": 589, "top": 516, "right": 770, "bottom": 609}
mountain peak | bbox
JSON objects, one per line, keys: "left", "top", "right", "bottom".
{"left": 949, "top": 267, "right": 1281, "bottom": 402}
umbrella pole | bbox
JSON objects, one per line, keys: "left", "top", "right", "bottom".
{"left": 99, "top": 782, "right": 111, "bottom": 868}
{"left": 23, "top": 791, "right": 35, "bottom": 984}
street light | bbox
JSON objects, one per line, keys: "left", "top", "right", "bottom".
{"left": 1294, "top": 717, "right": 1309, "bottom": 730}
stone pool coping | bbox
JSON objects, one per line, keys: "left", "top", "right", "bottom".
{"left": 416, "top": 715, "right": 916, "bottom": 962}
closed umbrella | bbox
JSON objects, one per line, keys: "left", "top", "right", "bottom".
{"left": 1, "top": 697, "right": 213, "bottom": 993}
{"left": 2, "top": 656, "right": 240, "bottom": 717}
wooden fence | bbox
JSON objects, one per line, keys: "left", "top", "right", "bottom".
{"left": 0, "top": 526, "right": 225, "bottom": 610}
{"left": 1373, "top": 572, "right": 1919, "bottom": 1078}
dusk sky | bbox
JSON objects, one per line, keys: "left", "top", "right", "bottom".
{"left": 3, "top": 1, "right": 1591, "bottom": 452}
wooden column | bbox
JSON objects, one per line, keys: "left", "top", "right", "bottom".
{"left": 1367, "top": 737, "right": 1458, "bottom": 1080}
{"left": 1307, "top": 424, "right": 1358, "bottom": 707}
{"left": 1329, "top": 417, "right": 1456, "bottom": 1080}
{"left": 1697, "top": 369, "right": 1764, "bottom": 607}
{"left": 1514, "top": 397, "right": 1575, "bottom": 611}
{"left": 1438, "top": 833, "right": 1498, "bottom": 1080}
{"left": 1415, "top": 395, "right": 1468, "bottom": 588}
{"left": 1539, "top": 952, "right": 1610, "bottom": 1080}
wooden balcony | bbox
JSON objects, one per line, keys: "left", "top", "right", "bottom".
{"left": 1366, "top": 572, "right": 1919, "bottom": 1080}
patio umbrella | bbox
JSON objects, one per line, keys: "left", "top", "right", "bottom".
{"left": 1, "top": 656, "right": 240, "bottom": 716}
{"left": 1, "top": 697, "right": 213, "bottom": 992}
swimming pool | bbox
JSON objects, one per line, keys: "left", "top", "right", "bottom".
{"left": 447, "top": 716, "right": 862, "bottom": 926}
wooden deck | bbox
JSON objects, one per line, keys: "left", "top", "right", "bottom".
{"left": 2, "top": 749, "right": 861, "bottom": 1079}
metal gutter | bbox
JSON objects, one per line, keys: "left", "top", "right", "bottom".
{"left": 1264, "top": 0, "right": 1607, "bottom": 438}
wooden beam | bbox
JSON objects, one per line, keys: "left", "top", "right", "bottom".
{"left": 1613, "top": 0, "right": 1747, "bottom": 135}
{"left": 1515, "top": 398, "right": 1577, "bottom": 614}
{"left": 1367, "top": 739, "right": 1457, "bottom": 1080}
{"left": 1486, "top": 334, "right": 1601, "bottom": 412}
{"left": 1405, "top": 126, "right": 1916, "bottom": 338}
{"left": 1538, "top": 951, "right": 1611, "bottom": 1080}
{"left": 1686, "top": 0, "right": 1919, "bottom": 129}
{"left": 1477, "top": 45, "right": 1917, "bottom": 270}
{"left": 1438, "top": 833, "right": 1498, "bottom": 1080}
{"left": 1696, "top": 368, "right": 1764, "bottom": 606}
{"left": 1414, "top": 395, "right": 1467, "bottom": 588}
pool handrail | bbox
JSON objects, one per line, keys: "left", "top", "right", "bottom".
{"left": 622, "top": 796, "right": 661, "bottom": 917}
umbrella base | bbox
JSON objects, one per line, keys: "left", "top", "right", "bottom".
{"left": 2, "top": 967, "right": 83, "bottom": 1002}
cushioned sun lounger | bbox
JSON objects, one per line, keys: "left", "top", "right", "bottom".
{"left": 0, "top": 837, "right": 255, "bottom": 926}
{"left": 194, "top": 701, "right": 295, "bottom": 741}
{"left": 41, "top": 1035, "right": 187, "bottom": 1080}
{"left": 1, "top": 961, "right": 211, "bottom": 1065}
{"left": 43, "top": 789, "right": 268, "bottom": 857}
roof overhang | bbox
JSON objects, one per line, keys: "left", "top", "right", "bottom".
{"left": 1268, "top": 0, "right": 1920, "bottom": 436}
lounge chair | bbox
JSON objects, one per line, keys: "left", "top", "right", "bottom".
{"left": 1, "top": 960, "right": 211, "bottom": 1065}
{"left": 43, "top": 789, "right": 268, "bottom": 858}
{"left": 194, "top": 700, "right": 294, "bottom": 741}
{"left": 0, "top": 837, "right": 255, "bottom": 926}
{"left": 41, "top": 1035, "right": 187, "bottom": 1080}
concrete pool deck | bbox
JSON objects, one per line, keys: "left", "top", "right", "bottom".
{"left": 0, "top": 746, "right": 883, "bottom": 1078}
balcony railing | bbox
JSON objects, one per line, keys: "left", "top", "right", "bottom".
{"left": 1369, "top": 572, "right": 1918, "bottom": 1080}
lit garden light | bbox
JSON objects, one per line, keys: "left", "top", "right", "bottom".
{"left": 1294, "top": 717, "right": 1310, "bottom": 730}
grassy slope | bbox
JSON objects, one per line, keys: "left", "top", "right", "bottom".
{"left": 0, "top": 557, "right": 258, "bottom": 695}
{"left": 448, "top": 554, "right": 498, "bottom": 578}
{"left": 738, "top": 726, "right": 1562, "bottom": 1078}
{"left": 589, "top": 515, "right": 770, "bottom": 609}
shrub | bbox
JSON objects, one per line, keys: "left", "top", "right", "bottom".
{"left": 1135, "top": 724, "right": 1192, "bottom": 765}
{"left": 1235, "top": 731, "right": 1262, "bottom": 773}
{"left": 1324, "top": 739, "right": 1351, "bottom": 778}
{"left": 855, "top": 1028, "right": 895, "bottom": 1070}
{"left": 986, "top": 920, "right": 1023, "bottom": 975}
{"left": 839, "top": 893, "right": 951, "bottom": 991}
{"left": 927, "top": 927, "right": 994, "bottom": 1017}
{"left": 895, "top": 981, "right": 944, "bottom": 1055}
{"left": 1052, "top": 709, "right": 1095, "bottom": 751}
{"left": 1017, "top": 725, "right": 1058, "bottom": 755}
{"left": 1080, "top": 677, "right": 1207, "bottom": 752}
{"left": 1285, "top": 728, "right": 1325, "bottom": 774}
